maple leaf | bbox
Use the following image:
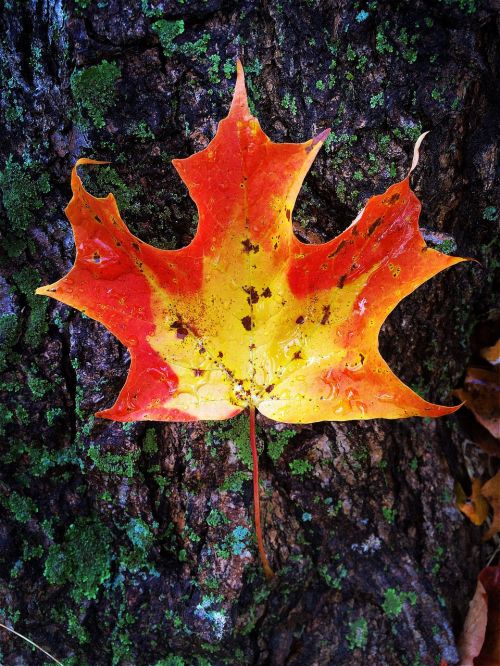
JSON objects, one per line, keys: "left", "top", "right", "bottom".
{"left": 36, "top": 62, "right": 463, "bottom": 424}
{"left": 37, "top": 61, "right": 464, "bottom": 577}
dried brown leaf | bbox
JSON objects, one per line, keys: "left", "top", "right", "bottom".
{"left": 458, "top": 566, "right": 500, "bottom": 666}
{"left": 481, "top": 472, "right": 500, "bottom": 542}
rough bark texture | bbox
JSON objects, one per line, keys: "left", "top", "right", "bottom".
{"left": 0, "top": 1, "right": 498, "bottom": 665}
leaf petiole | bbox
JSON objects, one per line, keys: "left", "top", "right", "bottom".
{"left": 249, "top": 405, "right": 274, "bottom": 580}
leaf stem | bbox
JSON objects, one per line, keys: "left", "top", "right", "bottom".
{"left": 249, "top": 405, "right": 274, "bottom": 580}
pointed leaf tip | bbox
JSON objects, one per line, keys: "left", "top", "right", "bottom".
{"left": 229, "top": 59, "right": 252, "bottom": 120}
{"left": 307, "top": 128, "right": 331, "bottom": 152}
{"left": 408, "top": 131, "right": 430, "bottom": 176}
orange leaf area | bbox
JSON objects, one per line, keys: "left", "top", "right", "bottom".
{"left": 456, "top": 478, "right": 490, "bottom": 526}
{"left": 456, "top": 472, "right": 500, "bottom": 541}
{"left": 458, "top": 566, "right": 500, "bottom": 666}
{"left": 36, "top": 62, "right": 464, "bottom": 425}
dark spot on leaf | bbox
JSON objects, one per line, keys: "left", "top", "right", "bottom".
{"left": 337, "top": 275, "right": 346, "bottom": 289}
{"left": 285, "top": 208, "right": 291, "bottom": 220}
{"left": 241, "top": 315, "right": 252, "bottom": 331}
{"left": 193, "top": 368, "right": 205, "bottom": 376}
{"left": 132, "top": 242, "right": 140, "bottom": 252}
{"left": 359, "top": 353, "right": 365, "bottom": 365}
{"left": 93, "top": 252, "right": 101, "bottom": 264}
{"left": 244, "top": 286, "right": 259, "bottom": 304}
{"left": 265, "top": 384, "right": 275, "bottom": 393}
{"left": 242, "top": 238, "right": 260, "bottom": 253}
{"left": 320, "top": 304, "right": 331, "bottom": 325}
{"left": 367, "top": 217, "right": 383, "bottom": 236}
{"left": 293, "top": 351, "right": 302, "bottom": 360}
{"left": 383, "top": 192, "right": 400, "bottom": 205}
{"left": 218, "top": 351, "right": 223, "bottom": 358}
{"left": 171, "top": 320, "right": 189, "bottom": 339}
{"left": 296, "top": 315, "right": 305, "bottom": 324}
{"left": 261, "top": 287, "right": 272, "bottom": 298}
{"left": 94, "top": 215, "right": 102, "bottom": 224}
{"left": 328, "top": 240, "right": 347, "bottom": 258}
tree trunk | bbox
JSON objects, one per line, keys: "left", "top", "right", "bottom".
{"left": 0, "top": 1, "right": 498, "bottom": 664}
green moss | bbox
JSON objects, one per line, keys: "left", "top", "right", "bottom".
{"left": 141, "top": 0, "right": 163, "bottom": 18}
{"left": 152, "top": 19, "right": 185, "bottom": 57}
{"left": 27, "top": 368, "right": 52, "bottom": 399}
{"left": 223, "top": 59, "right": 236, "bottom": 79}
{"left": 281, "top": 92, "right": 297, "bottom": 116}
{"left": 154, "top": 657, "right": 186, "bottom": 666}
{"left": 438, "top": 0, "right": 477, "bottom": 12}
{"left": 393, "top": 122, "right": 423, "bottom": 143}
{"left": 2, "top": 491, "right": 37, "bottom": 523}
{"left": 289, "top": 458, "right": 312, "bottom": 476}
{"left": 180, "top": 34, "right": 210, "bottom": 59}
{"left": 120, "top": 517, "right": 156, "bottom": 572}
{"left": 208, "top": 54, "right": 221, "bottom": 84}
{"left": 66, "top": 608, "right": 91, "bottom": 644}
{"left": 0, "top": 156, "right": 51, "bottom": 257}
{"left": 131, "top": 120, "right": 155, "bottom": 142}
{"left": 74, "top": 0, "right": 92, "bottom": 11}
{"left": 219, "top": 470, "right": 251, "bottom": 493}
{"left": 143, "top": 427, "right": 158, "bottom": 454}
{"left": 44, "top": 516, "right": 113, "bottom": 601}
{"left": 70, "top": 60, "right": 121, "bottom": 128}
{"left": 87, "top": 443, "right": 140, "bottom": 477}
{"left": 382, "top": 587, "right": 416, "bottom": 619}
{"left": 46, "top": 407, "right": 64, "bottom": 426}
{"left": 206, "top": 508, "right": 227, "bottom": 528}
{"left": 370, "top": 92, "right": 384, "bottom": 109}
{"left": 231, "top": 526, "right": 250, "bottom": 555}
{"left": 382, "top": 506, "right": 397, "bottom": 524}
{"left": 346, "top": 617, "right": 368, "bottom": 650}
{"left": 206, "top": 413, "right": 261, "bottom": 469}
{"left": 0, "top": 313, "right": 18, "bottom": 371}
{"left": 13, "top": 267, "right": 48, "bottom": 348}
{"left": 483, "top": 206, "right": 497, "bottom": 222}
{"left": 267, "top": 428, "right": 295, "bottom": 462}
{"left": 126, "top": 517, "right": 153, "bottom": 550}
{"left": 375, "top": 23, "right": 394, "bottom": 55}
{"left": 80, "top": 165, "right": 138, "bottom": 215}
{"left": 319, "top": 561, "right": 348, "bottom": 589}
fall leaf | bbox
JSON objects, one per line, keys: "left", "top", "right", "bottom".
{"left": 456, "top": 478, "right": 489, "bottom": 526}
{"left": 458, "top": 565, "right": 500, "bottom": 666}
{"left": 481, "top": 471, "right": 500, "bottom": 541}
{"left": 36, "top": 61, "right": 465, "bottom": 577}
{"left": 36, "top": 61, "right": 464, "bottom": 425}
{"left": 481, "top": 339, "right": 500, "bottom": 366}
{"left": 455, "top": 368, "right": 500, "bottom": 440}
